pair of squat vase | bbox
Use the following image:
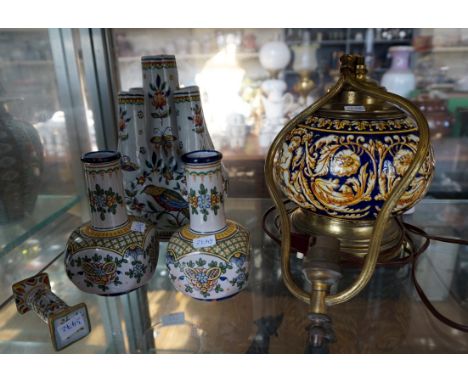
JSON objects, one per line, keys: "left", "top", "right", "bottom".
{"left": 64, "top": 55, "right": 250, "bottom": 301}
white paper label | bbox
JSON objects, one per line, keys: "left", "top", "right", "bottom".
{"left": 344, "top": 105, "right": 366, "bottom": 112}
{"left": 57, "top": 311, "right": 86, "bottom": 341}
{"left": 161, "top": 312, "right": 185, "bottom": 326}
{"left": 193, "top": 235, "right": 216, "bottom": 248}
{"left": 131, "top": 221, "right": 146, "bottom": 233}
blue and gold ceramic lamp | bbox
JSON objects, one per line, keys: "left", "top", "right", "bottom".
{"left": 265, "top": 54, "right": 434, "bottom": 314}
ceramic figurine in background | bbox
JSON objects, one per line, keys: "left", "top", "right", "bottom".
{"left": 65, "top": 151, "right": 159, "bottom": 296}
{"left": 12, "top": 273, "right": 91, "bottom": 351}
{"left": 258, "top": 40, "right": 295, "bottom": 150}
{"left": 167, "top": 150, "right": 250, "bottom": 301}
{"left": 226, "top": 113, "right": 249, "bottom": 150}
{"left": 0, "top": 93, "right": 44, "bottom": 224}
{"left": 259, "top": 79, "right": 295, "bottom": 150}
{"left": 141, "top": 55, "right": 189, "bottom": 238}
{"left": 381, "top": 46, "right": 416, "bottom": 98}
{"left": 117, "top": 91, "right": 148, "bottom": 217}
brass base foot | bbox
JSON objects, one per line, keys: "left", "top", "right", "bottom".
{"left": 291, "top": 208, "right": 404, "bottom": 259}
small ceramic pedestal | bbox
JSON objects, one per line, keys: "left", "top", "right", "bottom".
{"left": 12, "top": 273, "right": 91, "bottom": 351}
{"left": 65, "top": 151, "right": 159, "bottom": 296}
{"left": 167, "top": 150, "right": 250, "bottom": 301}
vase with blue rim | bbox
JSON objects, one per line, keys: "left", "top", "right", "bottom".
{"left": 64, "top": 150, "right": 159, "bottom": 296}
{"left": 166, "top": 150, "right": 250, "bottom": 301}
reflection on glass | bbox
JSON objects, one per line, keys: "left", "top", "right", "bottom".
{"left": 0, "top": 29, "right": 94, "bottom": 296}
{"left": 112, "top": 28, "right": 468, "bottom": 199}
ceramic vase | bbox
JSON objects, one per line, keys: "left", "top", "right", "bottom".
{"left": 117, "top": 91, "right": 148, "bottom": 216}
{"left": 0, "top": 99, "right": 44, "bottom": 224}
{"left": 174, "top": 85, "right": 229, "bottom": 192}
{"left": 65, "top": 151, "right": 159, "bottom": 296}
{"left": 174, "top": 85, "right": 214, "bottom": 153}
{"left": 12, "top": 273, "right": 91, "bottom": 351}
{"left": 140, "top": 55, "right": 189, "bottom": 239}
{"left": 166, "top": 150, "right": 250, "bottom": 301}
{"left": 381, "top": 46, "right": 416, "bottom": 98}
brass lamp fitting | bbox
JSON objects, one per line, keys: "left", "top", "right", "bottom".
{"left": 302, "top": 236, "right": 342, "bottom": 315}
{"left": 293, "top": 69, "right": 315, "bottom": 101}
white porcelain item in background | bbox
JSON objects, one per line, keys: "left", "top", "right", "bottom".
{"left": 381, "top": 46, "right": 416, "bottom": 98}
{"left": 259, "top": 41, "right": 291, "bottom": 74}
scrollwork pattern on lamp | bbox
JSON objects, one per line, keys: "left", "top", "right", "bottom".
{"left": 277, "top": 117, "right": 434, "bottom": 220}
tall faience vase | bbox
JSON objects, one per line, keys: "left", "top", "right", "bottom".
{"left": 141, "top": 55, "right": 189, "bottom": 239}
{"left": 117, "top": 91, "right": 148, "bottom": 216}
{"left": 65, "top": 151, "right": 159, "bottom": 296}
{"left": 166, "top": 150, "right": 250, "bottom": 301}
{"left": 174, "top": 85, "right": 214, "bottom": 153}
{"left": 174, "top": 85, "right": 229, "bottom": 193}
{"left": 0, "top": 99, "right": 44, "bottom": 224}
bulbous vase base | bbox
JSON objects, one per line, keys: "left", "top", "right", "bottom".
{"left": 65, "top": 216, "right": 159, "bottom": 296}
{"left": 166, "top": 220, "right": 250, "bottom": 301}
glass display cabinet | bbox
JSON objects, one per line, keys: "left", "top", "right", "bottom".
{"left": 0, "top": 28, "right": 468, "bottom": 353}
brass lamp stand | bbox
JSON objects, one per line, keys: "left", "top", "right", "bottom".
{"left": 264, "top": 54, "right": 431, "bottom": 350}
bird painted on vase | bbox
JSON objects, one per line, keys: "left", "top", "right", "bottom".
{"left": 142, "top": 185, "right": 189, "bottom": 219}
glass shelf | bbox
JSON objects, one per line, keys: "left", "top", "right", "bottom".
{"left": 0, "top": 194, "right": 80, "bottom": 258}
{"left": 0, "top": 198, "right": 467, "bottom": 353}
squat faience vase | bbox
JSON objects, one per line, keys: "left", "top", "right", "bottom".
{"left": 166, "top": 150, "right": 250, "bottom": 301}
{"left": 65, "top": 151, "right": 159, "bottom": 296}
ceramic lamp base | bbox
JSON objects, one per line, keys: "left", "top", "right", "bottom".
{"left": 291, "top": 208, "right": 404, "bottom": 260}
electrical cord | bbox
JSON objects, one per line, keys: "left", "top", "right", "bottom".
{"left": 262, "top": 203, "right": 468, "bottom": 333}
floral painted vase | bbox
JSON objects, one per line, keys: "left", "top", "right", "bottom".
{"left": 174, "top": 85, "right": 229, "bottom": 193}
{"left": 0, "top": 99, "right": 44, "bottom": 224}
{"left": 117, "top": 91, "right": 148, "bottom": 216}
{"left": 174, "top": 85, "right": 214, "bottom": 153}
{"left": 12, "top": 272, "right": 91, "bottom": 351}
{"left": 166, "top": 150, "right": 250, "bottom": 301}
{"left": 140, "top": 55, "right": 188, "bottom": 239}
{"left": 65, "top": 151, "right": 159, "bottom": 296}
